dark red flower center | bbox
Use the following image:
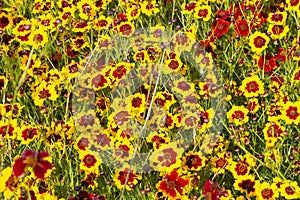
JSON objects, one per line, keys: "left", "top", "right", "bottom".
{"left": 285, "top": 186, "right": 295, "bottom": 195}
{"left": 286, "top": 106, "right": 299, "bottom": 120}
{"left": 232, "top": 111, "right": 244, "bottom": 120}
{"left": 131, "top": 97, "right": 143, "bottom": 108}
{"left": 261, "top": 188, "right": 274, "bottom": 199}
{"left": 254, "top": 36, "right": 266, "bottom": 48}
{"left": 245, "top": 81, "right": 259, "bottom": 93}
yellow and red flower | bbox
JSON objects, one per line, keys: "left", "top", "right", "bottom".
{"left": 255, "top": 182, "right": 279, "bottom": 200}
{"left": 249, "top": 32, "right": 270, "bottom": 54}
{"left": 156, "top": 169, "right": 189, "bottom": 199}
{"left": 282, "top": 101, "right": 300, "bottom": 125}
{"left": 194, "top": 5, "right": 211, "bottom": 21}
{"left": 267, "top": 12, "right": 287, "bottom": 25}
{"left": 239, "top": 75, "right": 264, "bottom": 98}
{"left": 114, "top": 167, "right": 142, "bottom": 190}
{"left": 227, "top": 106, "right": 249, "bottom": 126}
{"left": 279, "top": 180, "right": 300, "bottom": 199}
{"left": 13, "top": 150, "right": 53, "bottom": 180}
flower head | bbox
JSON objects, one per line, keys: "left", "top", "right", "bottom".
{"left": 13, "top": 150, "right": 53, "bottom": 180}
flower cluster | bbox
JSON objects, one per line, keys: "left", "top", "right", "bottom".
{"left": 0, "top": 0, "right": 300, "bottom": 200}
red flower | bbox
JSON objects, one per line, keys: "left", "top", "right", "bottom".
{"left": 158, "top": 170, "right": 189, "bottom": 198}
{"left": 258, "top": 54, "right": 277, "bottom": 72}
{"left": 234, "top": 20, "right": 250, "bottom": 37}
{"left": 212, "top": 19, "right": 230, "bottom": 38}
{"left": 202, "top": 180, "right": 221, "bottom": 200}
{"left": 13, "top": 150, "right": 53, "bottom": 180}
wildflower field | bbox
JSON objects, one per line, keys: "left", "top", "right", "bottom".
{"left": 0, "top": 0, "right": 300, "bottom": 199}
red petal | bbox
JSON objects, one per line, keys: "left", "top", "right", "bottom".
{"left": 39, "top": 160, "right": 53, "bottom": 171}
{"left": 169, "top": 170, "right": 178, "bottom": 181}
{"left": 23, "top": 150, "right": 36, "bottom": 157}
{"left": 13, "top": 158, "right": 27, "bottom": 177}
{"left": 37, "top": 152, "right": 50, "bottom": 159}
{"left": 34, "top": 165, "right": 45, "bottom": 179}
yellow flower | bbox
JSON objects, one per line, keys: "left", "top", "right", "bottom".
{"left": 282, "top": 101, "right": 300, "bottom": 125}
{"left": 255, "top": 182, "right": 279, "bottom": 200}
{"left": 0, "top": 167, "right": 19, "bottom": 199}
{"left": 286, "top": 0, "right": 300, "bottom": 11}
{"left": 128, "top": 93, "right": 146, "bottom": 117}
{"left": 279, "top": 180, "right": 300, "bottom": 199}
{"left": 79, "top": 151, "right": 101, "bottom": 173}
{"left": 291, "top": 67, "right": 300, "bottom": 83}
{"left": 227, "top": 105, "right": 249, "bottom": 126}
{"left": 249, "top": 31, "right": 270, "bottom": 54}
{"left": 268, "top": 24, "right": 289, "bottom": 39}
{"left": 77, "top": 0, "right": 97, "bottom": 20}
{"left": 113, "top": 165, "right": 142, "bottom": 190}
{"left": 267, "top": 12, "right": 287, "bottom": 25}
{"left": 141, "top": 1, "right": 159, "bottom": 17}
{"left": 32, "top": 81, "right": 59, "bottom": 106}
{"left": 194, "top": 5, "right": 211, "bottom": 21}
{"left": 239, "top": 75, "right": 264, "bottom": 98}
{"left": 233, "top": 174, "right": 257, "bottom": 198}
{"left": 28, "top": 27, "right": 49, "bottom": 49}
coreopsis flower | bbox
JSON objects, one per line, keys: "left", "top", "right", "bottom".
{"left": 146, "top": 132, "right": 171, "bottom": 150}
{"left": 113, "top": 167, "right": 142, "bottom": 190}
{"left": 267, "top": 12, "right": 287, "bottom": 25}
{"left": 268, "top": 24, "right": 289, "bottom": 39}
{"left": 211, "top": 152, "right": 232, "bottom": 174}
{"left": 28, "top": 27, "right": 48, "bottom": 49}
{"left": 0, "top": 76, "right": 7, "bottom": 91}
{"left": 229, "top": 154, "right": 256, "bottom": 179}
{"left": 79, "top": 151, "right": 100, "bottom": 173}
{"left": 234, "top": 19, "right": 250, "bottom": 37}
{"left": 117, "top": 21, "right": 135, "bottom": 37}
{"left": 286, "top": 0, "right": 300, "bottom": 11}
{"left": 31, "top": 81, "right": 59, "bottom": 106}
{"left": 173, "top": 77, "right": 195, "bottom": 96}
{"left": 181, "top": 151, "right": 206, "bottom": 171}
{"left": 126, "top": 5, "right": 141, "bottom": 21}
{"left": 249, "top": 32, "right": 270, "bottom": 54}
{"left": 13, "top": 150, "right": 53, "bottom": 180}
{"left": 0, "top": 119, "right": 18, "bottom": 139}
{"left": 227, "top": 105, "right": 249, "bottom": 126}
{"left": 112, "top": 140, "right": 134, "bottom": 161}
{"left": 141, "top": 1, "right": 159, "bottom": 16}
{"left": 233, "top": 175, "right": 257, "bottom": 198}
{"left": 128, "top": 92, "right": 146, "bottom": 117}
{"left": 0, "top": 12, "right": 12, "bottom": 31}
{"left": 269, "top": 100, "right": 283, "bottom": 118}
{"left": 212, "top": 18, "right": 230, "bottom": 38}
{"left": 77, "top": 0, "right": 97, "bottom": 20}
{"left": 156, "top": 169, "right": 189, "bottom": 199}
{"left": 73, "top": 20, "right": 90, "bottom": 32}
{"left": 279, "top": 180, "right": 300, "bottom": 199}
{"left": 246, "top": 98, "right": 260, "bottom": 114}
{"left": 239, "top": 75, "right": 264, "bottom": 98}
{"left": 282, "top": 101, "right": 300, "bottom": 125}
{"left": 181, "top": 2, "right": 197, "bottom": 14}
{"left": 0, "top": 167, "right": 20, "bottom": 199}
{"left": 194, "top": 5, "right": 211, "bottom": 21}
{"left": 255, "top": 182, "right": 279, "bottom": 200}
{"left": 263, "top": 122, "right": 284, "bottom": 148}
{"left": 258, "top": 54, "right": 277, "bottom": 72}
{"left": 74, "top": 135, "right": 91, "bottom": 152}
{"left": 291, "top": 67, "right": 300, "bottom": 83}
{"left": 17, "top": 123, "right": 40, "bottom": 144}
{"left": 93, "top": 16, "right": 110, "bottom": 31}
{"left": 202, "top": 180, "right": 221, "bottom": 200}
{"left": 150, "top": 142, "right": 184, "bottom": 172}
{"left": 163, "top": 57, "right": 183, "bottom": 74}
